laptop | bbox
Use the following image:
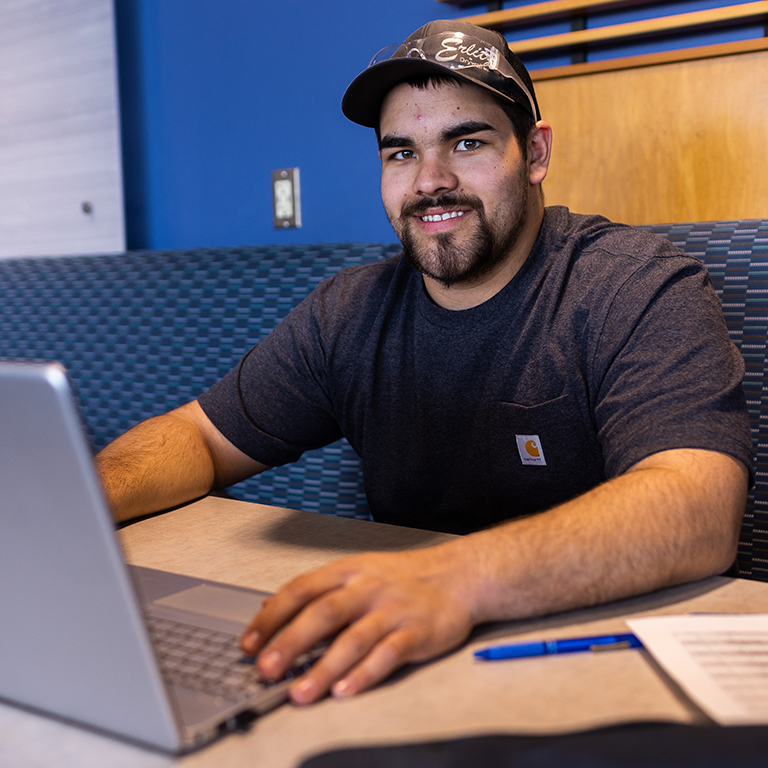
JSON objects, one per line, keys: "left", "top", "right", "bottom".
{"left": 0, "top": 360, "right": 318, "bottom": 752}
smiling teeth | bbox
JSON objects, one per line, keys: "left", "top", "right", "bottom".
{"left": 421, "top": 211, "right": 465, "bottom": 222}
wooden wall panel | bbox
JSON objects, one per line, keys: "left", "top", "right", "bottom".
{"left": 534, "top": 49, "right": 768, "bottom": 224}
{"left": 0, "top": 0, "right": 124, "bottom": 258}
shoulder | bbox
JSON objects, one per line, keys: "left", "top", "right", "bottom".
{"left": 309, "top": 253, "right": 409, "bottom": 309}
{"left": 274, "top": 253, "right": 417, "bottom": 362}
{"left": 542, "top": 206, "right": 700, "bottom": 273}
{"left": 524, "top": 208, "right": 723, "bottom": 357}
{"left": 314, "top": 252, "right": 403, "bottom": 297}
{"left": 535, "top": 207, "right": 712, "bottom": 309}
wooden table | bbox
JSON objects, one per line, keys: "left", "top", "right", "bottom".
{"left": 4, "top": 495, "right": 768, "bottom": 768}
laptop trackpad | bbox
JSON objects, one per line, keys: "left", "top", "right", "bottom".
{"left": 154, "top": 584, "right": 267, "bottom": 625}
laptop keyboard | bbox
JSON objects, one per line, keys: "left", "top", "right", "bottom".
{"left": 146, "top": 614, "right": 318, "bottom": 703}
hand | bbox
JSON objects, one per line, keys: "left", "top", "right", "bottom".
{"left": 240, "top": 545, "right": 475, "bottom": 704}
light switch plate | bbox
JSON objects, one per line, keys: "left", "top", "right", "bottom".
{"left": 271, "top": 167, "right": 301, "bottom": 229}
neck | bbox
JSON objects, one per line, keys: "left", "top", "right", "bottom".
{"left": 423, "top": 199, "right": 545, "bottom": 311}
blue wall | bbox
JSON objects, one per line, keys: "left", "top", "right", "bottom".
{"left": 115, "top": 0, "right": 763, "bottom": 250}
{"left": 115, "top": 0, "right": 466, "bottom": 249}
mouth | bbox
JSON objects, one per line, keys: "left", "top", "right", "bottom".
{"left": 419, "top": 210, "right": 468, "bottom": 223}
{"left": 396, "top": 195, "right": 481, "bottom": 237}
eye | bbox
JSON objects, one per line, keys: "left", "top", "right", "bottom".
{"left": 390, "top": 149, "right": 415, "bottom": 161}
{"left": 456, "top": 139, "right": 482, "bottom": 152}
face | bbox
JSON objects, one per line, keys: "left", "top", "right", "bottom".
{"left": 378, "top": 80, "right": 532, "bottom": 289}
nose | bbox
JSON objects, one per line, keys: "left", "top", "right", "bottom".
{"left": 413, "top": 153, "right": 458, "bottom": 198}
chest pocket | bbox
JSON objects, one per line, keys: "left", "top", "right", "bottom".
{"left": 484, "top": 395, "right": 605, "bottom": 518}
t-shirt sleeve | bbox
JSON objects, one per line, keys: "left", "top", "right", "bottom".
{"left": 197, "top": 288, "right": 344, "bottom": 467}
{"left": 592, "top": 256, "right": 753, "bottom": 480}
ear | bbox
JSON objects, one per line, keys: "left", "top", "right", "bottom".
{"left": 528, "top": 121, "right": 552, "bottom": 186}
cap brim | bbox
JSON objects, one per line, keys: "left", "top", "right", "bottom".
{"left": 341, "top": 58, "right": 518, "bottom": 129}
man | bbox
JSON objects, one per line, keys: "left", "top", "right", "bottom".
{"left": 97, "top": 20, "right": 752, "bottom": 706}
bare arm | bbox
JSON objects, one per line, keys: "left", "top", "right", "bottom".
{"left": 95, "top": 400, "right": 270, "bottom": 523}
{"left": 242, "top": 448, "right": 748, "bottom": 704}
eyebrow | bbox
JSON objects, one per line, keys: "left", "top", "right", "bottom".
{"left": 441, "top": 120, "right": 496, "bottom": 142}
{"left": 378, "top": 120, "right": 497, "bottom": 152}
{"left": 378, "top": 134, "right": 411, "bottom": 151}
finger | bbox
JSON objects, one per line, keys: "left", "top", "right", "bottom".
{"left": 287, "top": 608, "right": 397, "bottom": 704}
{"left": 330, "top": 627, "right": 421, "bottom": 699}
{"left": 240, "top": 565, "right": 350, "bottom": 654}
{"left": 256, "top": 578, "right": 376, "bottom": 680}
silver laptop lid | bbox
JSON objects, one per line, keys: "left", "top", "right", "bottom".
{"left": 0, "top": 361, "right": 182, "bottom": 750}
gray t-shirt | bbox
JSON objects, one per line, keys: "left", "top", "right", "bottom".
{"left": 199, "top": 207, "right": 752, "bottom": 533}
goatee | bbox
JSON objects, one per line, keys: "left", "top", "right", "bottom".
{"left": 391, "top": 191, "right": 528, "bottom": 289}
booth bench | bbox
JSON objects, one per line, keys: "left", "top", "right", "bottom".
{"left": 1, "top": 222, "right": 767, "bottom": 578}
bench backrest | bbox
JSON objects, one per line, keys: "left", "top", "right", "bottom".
{"left": 0, "top": 245, "right": 399, "bottom": 520}
{"left": 638, "top": 220, "right": 768, "bottom": 579}
{"left": 1, "top": 223, "right": 767, "bottom": 578}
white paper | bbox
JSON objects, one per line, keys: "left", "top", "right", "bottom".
{"left": 628, "top": 614, "right": 768, "bottom": 724}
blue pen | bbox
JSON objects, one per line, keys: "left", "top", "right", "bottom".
{"left": 474, "top": 633, "right": 642, "bottom": 660}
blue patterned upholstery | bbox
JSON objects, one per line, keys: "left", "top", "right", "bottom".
{"left": 638, "top": 220, "right": 768, "bottom": 580}
{"left": 2, "top": 224, "right": 767, "bottom": 579}
{"left": 0, "top": 244, "right": 400, "bottom": 520}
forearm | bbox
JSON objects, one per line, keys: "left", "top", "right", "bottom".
{"left": 95, "top": 403, "right": 218, "bottom": 523}
{"left": 450, "top": 449, "right": 748, "bottom": 625}
{"left": 243, "top": 448, "right": 747, "bottom": 703}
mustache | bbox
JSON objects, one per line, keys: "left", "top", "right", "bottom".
{"left": 400, "top": 193, "right": 484, "bottom": 218}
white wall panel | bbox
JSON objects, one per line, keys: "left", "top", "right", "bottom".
{"left": 0, "top": 0, "right": 124, "bottom": 258}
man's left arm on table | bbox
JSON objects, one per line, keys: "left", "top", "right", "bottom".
{"left": 241, "top": 446, "right": 749, "bottom": 705}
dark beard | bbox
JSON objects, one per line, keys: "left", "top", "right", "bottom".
{"left": 393, "top": 192, "right": 528, "bottom": 289}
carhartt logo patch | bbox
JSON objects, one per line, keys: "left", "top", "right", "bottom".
{"left": 516, "top": 434, "right": 547, "bottom": 466}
